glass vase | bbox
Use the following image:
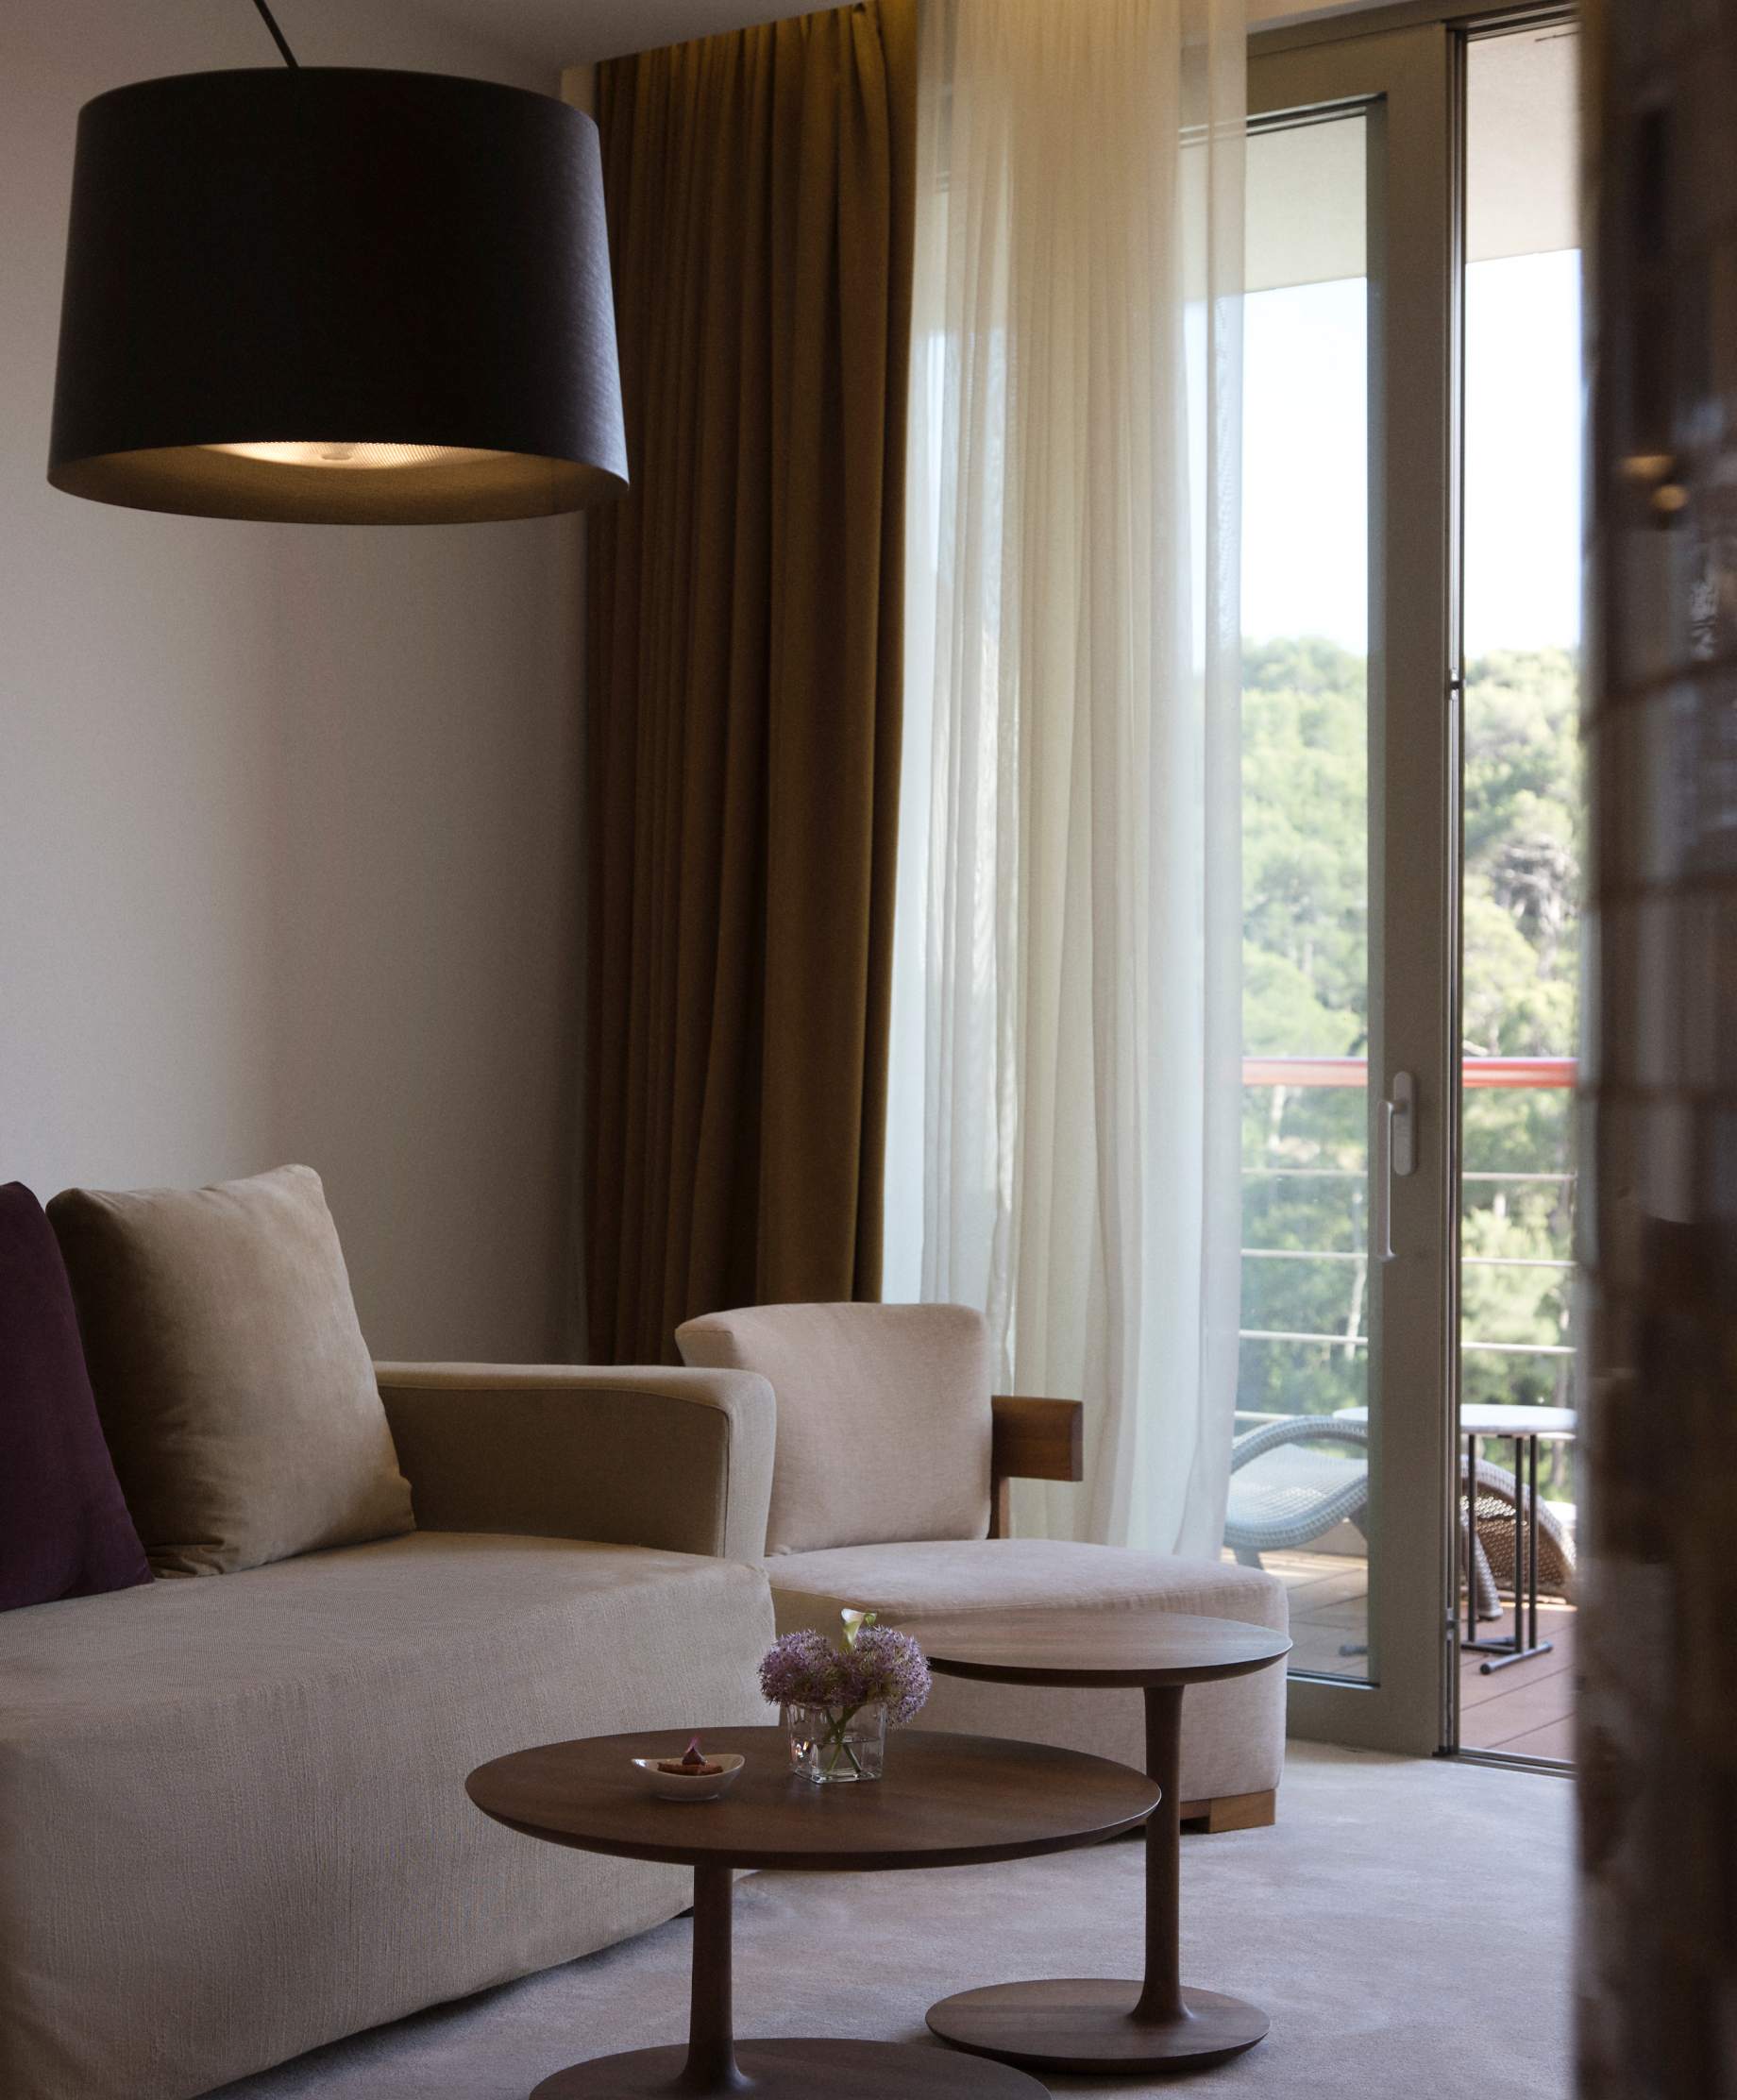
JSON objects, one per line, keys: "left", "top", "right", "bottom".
{"left": 784, "top": 1700, "right": 887, "bottom": 1784}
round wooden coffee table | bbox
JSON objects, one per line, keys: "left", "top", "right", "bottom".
{"left": 907, "top": 1610, "right": 1291, "bottom": 2075}
{"left": 467, "top": 1723, "right": 1160, "bottom": 2099}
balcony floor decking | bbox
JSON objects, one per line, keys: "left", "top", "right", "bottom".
{"left": 1253, "top": 1547, "right": 1576, "bottom": 1762}
{"left": 1459, "top": 1599, "right": 1576, "bottom": 1758}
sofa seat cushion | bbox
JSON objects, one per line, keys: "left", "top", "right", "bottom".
{"left": 765, "top": 1536, "right": 1289, "bottom": 1809}
{"left": 0, "top": 1533, "right": 774, "bottom": 2100}
{"left": 1, "top": 1531, "right": 761, "bottom": 1734}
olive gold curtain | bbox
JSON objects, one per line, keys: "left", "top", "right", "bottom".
{"left": 584, "top": 2, "right": 917, "bottom": 1363}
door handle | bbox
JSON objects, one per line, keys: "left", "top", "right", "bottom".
{"left": 1373, "top": 1071, "right": 1415, "bottom": 1263}
{"left": 1390, "top": 1070, "right": 1416, "bottom": 1177}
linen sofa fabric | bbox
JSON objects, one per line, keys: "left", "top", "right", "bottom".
{"left": 767, "top": 1535, "right": 1290, "bottom": 1804}
{"left": 47, "top": 1164, "right": 413, "bottom": 1575}
{"left": 677, "top": 1300, "right": 992, "bottom": 1553}
{"left": 0, "top": 1182, "right": 150, "bottom": 1609}
{"left": 376, "top": 1362, "right": 776, "bottom": 1562}
{"left": 0, "top": 1533, "right": 775, "bottom": 2100}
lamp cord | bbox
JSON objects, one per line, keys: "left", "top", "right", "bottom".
{"left": 249, "top": 0, "right": 299, "bottom": 68}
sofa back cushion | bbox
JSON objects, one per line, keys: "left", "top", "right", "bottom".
{"left": 48, "top": 1164, "right": 413, "bottom": 1576}
{"left": 675, "top": 1302, "right": 993, "bottom": 1555}
{"left": 0, "top": 1182, "right": 152, "bottom": 1610}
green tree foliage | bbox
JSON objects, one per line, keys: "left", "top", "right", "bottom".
{"left": 1459, "top": 645, "right": 1579, "bottom": 1454}
{"left": 1238, "top": 639, "right": 1580, "bottom": 1464}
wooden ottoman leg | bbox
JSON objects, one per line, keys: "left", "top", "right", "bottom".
{"left": 1180, "top": 1788, "right": 1278, "bottom": 1834}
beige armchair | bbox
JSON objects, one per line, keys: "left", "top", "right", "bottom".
{"left": 676, "top": 1301, "right": 1289, "bottom": 1828}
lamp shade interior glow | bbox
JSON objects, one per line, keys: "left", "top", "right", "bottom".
{"left": 207, "top": 442, "right": 517, "bottom": 471}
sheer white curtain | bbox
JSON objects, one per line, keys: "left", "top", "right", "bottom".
{"left": 886, "top": 0, "right": 1245, "bottom": 1558}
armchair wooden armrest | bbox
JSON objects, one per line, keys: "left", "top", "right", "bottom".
{"left": 989, "top": 1394, "right": 1084, "bottom": 1536}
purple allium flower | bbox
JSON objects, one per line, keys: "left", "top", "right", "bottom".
{"left": 759, "top": 1629, "right": 844, "bottom": 1709}
{"left": 758, "top": 1621, "right": 931, "bottom": 1727}
{"left": 843, "top": 1625, "right": 932, "bottom": 1726}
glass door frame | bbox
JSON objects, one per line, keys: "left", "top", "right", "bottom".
{"left": 1247, "top": 21, "right": 1462, "bottom": 1754}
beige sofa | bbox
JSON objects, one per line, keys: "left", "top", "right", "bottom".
{"left": 0, "top": 1365, "right": 777, "bottom": 2100}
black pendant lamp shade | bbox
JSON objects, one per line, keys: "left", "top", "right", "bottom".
{"left": 47, "top": 68, "right": 628, "bottom": 523}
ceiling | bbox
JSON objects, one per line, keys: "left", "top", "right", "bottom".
{"left": 1246, "top": 20, "right": 1581, "bottom": 294}
{"left": 406, "top": 0, "right": 813, "bottom": 69}
{"left": 404, "top": 0, "right": 1379, "bottom": 74}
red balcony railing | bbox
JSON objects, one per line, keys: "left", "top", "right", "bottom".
{"left": 1239, "top": 1052, "right": 1578, "bottom": 1362}
{"left": 1241, "top": 1055, "right": 1577, "bottom": 1090}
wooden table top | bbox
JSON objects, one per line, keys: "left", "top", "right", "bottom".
{"left": 467, "top": 1726, "right": 1159, "bottom": 1871}
{"left": 902, "top": 1610, "right": 1292, "bottom": 1690}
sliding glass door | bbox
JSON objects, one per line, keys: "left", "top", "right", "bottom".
{"left": 1237, "top": 25, "right": 1460, "bottom": 1753}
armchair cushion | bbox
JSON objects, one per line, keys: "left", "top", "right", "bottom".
{"left": 763, "top": 1536, "right": 1290, "bottom": 1804}
{"left": 762, "top": 1533, "right": 1284, "bottom": 1621}
{"left": 676, "top": 1302, "right": 993, "bottom": 1554}
{"left": 48, "top": 1165, "right": 413, "bottom": 1577}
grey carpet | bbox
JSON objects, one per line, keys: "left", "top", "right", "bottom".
{"left": 212, "top": 1744, "right": 1573, "bottom": 2099}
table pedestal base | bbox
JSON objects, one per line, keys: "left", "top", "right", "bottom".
{"left": 928, "top": 1685, "right": 1269, "bottom": 2075}
{"left": 927, "top": 1978, "right": 1270, "bottom": 2075}
{"left": 531, "top": 2036, "right": 1049, "bottom": 2098}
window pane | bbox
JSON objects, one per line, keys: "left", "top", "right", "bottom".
{"left": 1459, "top": 24, "right": 1582, "bottom": 1761}
{"left": 1232, "top": 112, "right": 1374, "bottom": 1684}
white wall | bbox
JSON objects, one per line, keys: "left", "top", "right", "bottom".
{"left": 0, "top": 1, "right": 586, "bottom": 1362}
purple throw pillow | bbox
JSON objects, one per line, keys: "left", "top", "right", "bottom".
{"left": 0, "top": 1181, "right": 151, "bottom": 1610}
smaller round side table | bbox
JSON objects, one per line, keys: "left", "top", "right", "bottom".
{"left": 906, "top": 1609, "right": 1291, "bottom": 2075}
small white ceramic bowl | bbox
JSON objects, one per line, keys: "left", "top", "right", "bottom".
{"left": 631, "top": 1753, "right": 746, "bottom": 1802}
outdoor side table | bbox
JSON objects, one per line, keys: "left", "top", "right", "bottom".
{"left": 903, "top": 1609, "right": 1291, "bottom": 2075}
{"left": 1335, "top": 1402, "right": 1576, "bottom": 1671}
{"left": 467, "top": 1723, "right": 1159, "bottom": 2099}
{"left": 1459, "top": 1403, "right": 1576, "bottom": 1670}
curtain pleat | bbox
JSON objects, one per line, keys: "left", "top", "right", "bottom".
{"left": 586, "top": 2, "right": 917, "bottom": 1364}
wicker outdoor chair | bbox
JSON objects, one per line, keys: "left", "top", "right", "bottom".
{"left": 1223, "top": 1413, "right": 1575, "bottom": 1619}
